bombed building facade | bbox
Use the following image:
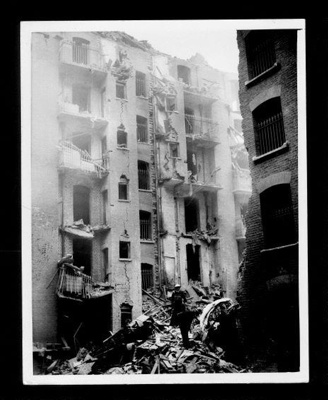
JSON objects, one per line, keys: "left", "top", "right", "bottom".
{"left": 31, "top": 31, "right": 251, "bottom": 347}
{"left": 236, "top": 29, "right": 299, "bottom": 371}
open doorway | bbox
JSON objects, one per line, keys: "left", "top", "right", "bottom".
{"left": 186, "top": 244, "right": 201, "bottom": 282}
{"left": 73, "top": 238, "right": 92, "bottom": 276}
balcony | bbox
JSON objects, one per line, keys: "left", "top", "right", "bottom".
{"left": 232, "top": 168, "right": 252, "bottom": 204}
{"left": 188, "top": 173, "right": 222, "bottom": 194}
{"left": 59, "top": 40, "right": 107, "bottom": 82}
{"left": 58, "top": 141, "right": 109, "bottom": 178}
{"left": 56, "top": 263, "right": 114, "bottom": 302}
{"left": 184, "top": 114, "right": 220, "bottom": 148}
{"left": 58, "top": 102, "right": 108, "bottom": 130}
{"left": 182, "top": 83, "right": 218, "bottom": 106}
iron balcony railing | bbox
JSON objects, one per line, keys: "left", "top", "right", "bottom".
{"left": 255, "top": 111, "right": 286, "bottom": 156}
{"left": 58, "top": 141, "right": 108, "bottom": 177}
{"left": 184, "top": 114, "right": 219, "bottom": 141}
{"left": 56, "top": 263, "right": 93, "bottom": 300}
{"left": 59, "top": 40, "right": 107, "bottom": 72}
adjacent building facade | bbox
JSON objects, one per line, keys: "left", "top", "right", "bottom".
{"left": 237, "top": 29, "right": 299, "bottom": 371}
{"left": 31, "top": 31, "right": 250, "bottom": 346}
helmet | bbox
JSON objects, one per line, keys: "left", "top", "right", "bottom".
{"left": 174, "top": 283, "right": 181, "bottom": 288}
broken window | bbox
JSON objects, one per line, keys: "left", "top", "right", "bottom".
{"left": 102, "top": 190, "right": 108, "bottom": 224}
{"left": 137, "top": 115, "right": 148, "bottom": 143}
{"left": 246, "top": 30, "right": 276, "bottom": 80}
{"left": 141, "top": 263, "right": 154, "bottom": 290}
{"left": 186, "top": 243, "right": 201, "bottom": 282}
{"left": 169, "top": 143, "right": 180, "bottom": 158}
{"left": 187, "top": 148, "right": 198, "bottom": 176}
{"left": 118, "top": 175, "right": 129, "bottom": 200}
{"left": 119, "top": 241, "right": 130, "bottom": 259}
{"left": 185, "top": 108, "right": 194, "bottom": 134}
{"left": 177, "top": 65, "right": 191, "bottom": 85}
{"left": 73, "top": 238, "right": 92, "bottom": 276}
{"left": 184, "top": 197, "right": 199, "bottom": 233}
{"left": 166, "top": 95, "right": 177, "bottom": 112}
{"left": 138, "top": 161, "right": 150, "bottom": 190}
{"left": 102, "top": 248, "right": 108, "bottom": 282}
{"left": 260, "top": 184, "right": 296, "bottom": 249}
{"left": 117, "top": 129, "right": 127, "bottom": 148}
{"left": 116, "top": 81, "right": 126, "bottom": 99}
{"left": 136, "top": 71, "right": 146, "bottom": 97}
{"left": 253, "top": 97, "right": 286, "bottom": 156}
{"left": 72, "top": 37, "right": 90, "bottom": 65}
{"left": 140, "top": 210, "right": 152, "bottom": 240}
{"left": 73, "top": 185, "right": 90, "bottom": 225}
{"left": 72, "top": 84, "right": 90, "bottom": 113}
{"left": 120, "top": 303, "right": 132, "bottom": 328}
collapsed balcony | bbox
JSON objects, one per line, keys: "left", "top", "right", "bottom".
{"left": 59, "top": 39, "right": 108, "bottom": 83}
{"left": 58, "top": 141, "right": 109, "bottom": 178}
{"left": 184, "top": 114, "right": 220, "bottom": 148}
{"left": 58, "top": 102, "right": 108, "bottom": 130}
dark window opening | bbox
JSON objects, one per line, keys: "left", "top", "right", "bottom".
{"left": 102, "top": 190, "right": 108, "bottom": 224}
{"left": 101, "top": 136, "right": 107, "bottom": 155}
{"left": 136, "top": 71, "right": 146, "bottom": 97}
{"left": 138, "top": 161, "right": 150, "bottom": 190}
{"left": 184, "top": 197, "right": 199, "bottom": 233}
{"left": 116, "top": 81, "right": 126, "bottom": 99}
{"left": 73, "top": 185, "right": 90, "bottom": 225}
{"left": 246, "top": 30, "right": 276, "bottom": 80}
{"left": 177, "top": 65, "right": 191, "bottom": 85}
{"left": 101, "top": 88, "right": 106, "bottom": 118}
{"left": 72, "top": 84, "right": 90, "bottom": 113}
{"left": 119, "top": 241, "right": 130, "bottom": 259}
{"left": 170, "top": 143, "right": 179, "bottom": 158}
{"left": 260, "top": 184, "right": 296, "bottom": 249}
{"left": 118, "top": 175, "right": 128, "bottom": 200}
{"left": 253, "top": 97, "right": 285, "bottom": 156}
{"left": 187, "top": 148, "right": 197, "bottom": 176}
{"left": 185, "top": 108, "right": 194, "bottom": 134}
{"left": 72, "top": 133, "right": 91, "bottom": 154}
{"left": 102, "top": 248, "right": 108, "bottom": 282}
{"left": 72, "top": 37, "right": 90, "bottom": 65}
{"left": 121, "top": 303, "right": 132, "bottom": 328}
{"left": 73, "top": 238, "right": 92, "bottom": 276}
{"left": 137, "top": 115, "right": 148, "bottom": 142}
{"left": 186, "top": 244, "right": 201, "bottom": 281}
{"left": 141, "top": 263, "right": 153, "bottom": 290}
{"left": 140, "top": 210, "right": 152, "bottom": 240}
{"left": 166, "top": 96, "right": 177, "bottom": 112}
{"left": 117, "top": 130, "right": 127, "bottom": 148}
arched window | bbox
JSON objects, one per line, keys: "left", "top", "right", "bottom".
{"left": 260, "top": 184, "right": 296, "bottom": 249}
{"left": 253, "top": 97, "right": 285, "bottom": 156}
{"left": 138, "top": 161, "right": 150, "bottom": 190}
{"left": 118, "top": 175, "right": 129, "bottom": 200}
{"left": 139, "top": 210, "right": 152, "bottom": 240}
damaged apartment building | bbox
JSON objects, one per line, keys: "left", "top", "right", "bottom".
{"left": 31, "top": 31, "right": 251, "bottom": 347}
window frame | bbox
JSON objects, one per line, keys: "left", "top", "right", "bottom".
{"left": 135, "top": 71, "right": 147, "bottom": 97}
{"left": 119, "top": 241, "right": 131, "bottom": 259}
{"left": 116, "top": 81, "right": 127, "bottom": 100}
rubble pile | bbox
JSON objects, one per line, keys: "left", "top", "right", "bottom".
{"left": 42, "top": 284, "right": 249, "bottom": 375}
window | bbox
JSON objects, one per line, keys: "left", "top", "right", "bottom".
{"left": 141, "top": 264, "right": 154, "bottom": 290}
{"left": 136, "top": 71, "right": 146, "bottom": 97}
{"left": 137, "top": 115, "right": 148, "bottom": 143}
{"left": 260, "top": 184, "right": 296, "bottom": 249}
{"left": 138, "top": 161, "right": 150, "bottom": 190}
{"left": 177, "top": 65, "right": 191, "bottom": 85}
{"left": 102, "top": 190, "right": 108, "bottom": 224}
{"left": 73, "top": 238, "right": 92, "bottom": 276}
{"left": 118, "top": 175, "right": 128, "bottom": 200}
{"left": 253, "top": 97, "right": 286, "bottom": 156}
{"left": 184, "top": 197, "right": 199, "bottom": 233}
{"left": 185, "top": 108, "right": 194, "bottom": 134}
{"left": 72, "top": 37, "right": 90, "bottom": 65}
{"left": 116, "top": 81, "right": 126, "bottom": 99}
{"left": 246, "top": 30, "right": 276, "bottom": 80}
{"left": 169, "top": 143, "right": 180, "bottom": 158}
{"left": 117, "top": 129, "right": 127, "bottom": 148}
{"left": 73, "top": 185, "right": 90, "bottom": 225}
{"left": 120, "top": 303, "right": 132, "bottom": 328}
{"left": 187, "top": 148, "right": 197, "bottom": 176}
{"left": 101, "top": 88, "right": 106, "bottom": 118}
{"left": 101, "top": 136, "right": 109, "bottom": 168}
{"left": 102, "top": 248, "right": 108, "bottom": 281}
{"left": 72, "top": 84, "right": 90, "bottom": 113}
{"left": 140, "top": 211, "right": 152, "bottom": 240}
{"left": 186, "top": 244, "right": 201, "bottom": 281}
{"left": 166, "top": 95, "right": 177, "bottom": 112}
{"left": 119, "top": 241, "right": 130, "bottom": 259}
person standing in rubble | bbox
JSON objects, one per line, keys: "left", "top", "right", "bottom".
{"left": 170, "top": 284, "right": 186, "bottom": 327}
{"left": 178, "top": 307, "right": 202, "bottom": 349}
